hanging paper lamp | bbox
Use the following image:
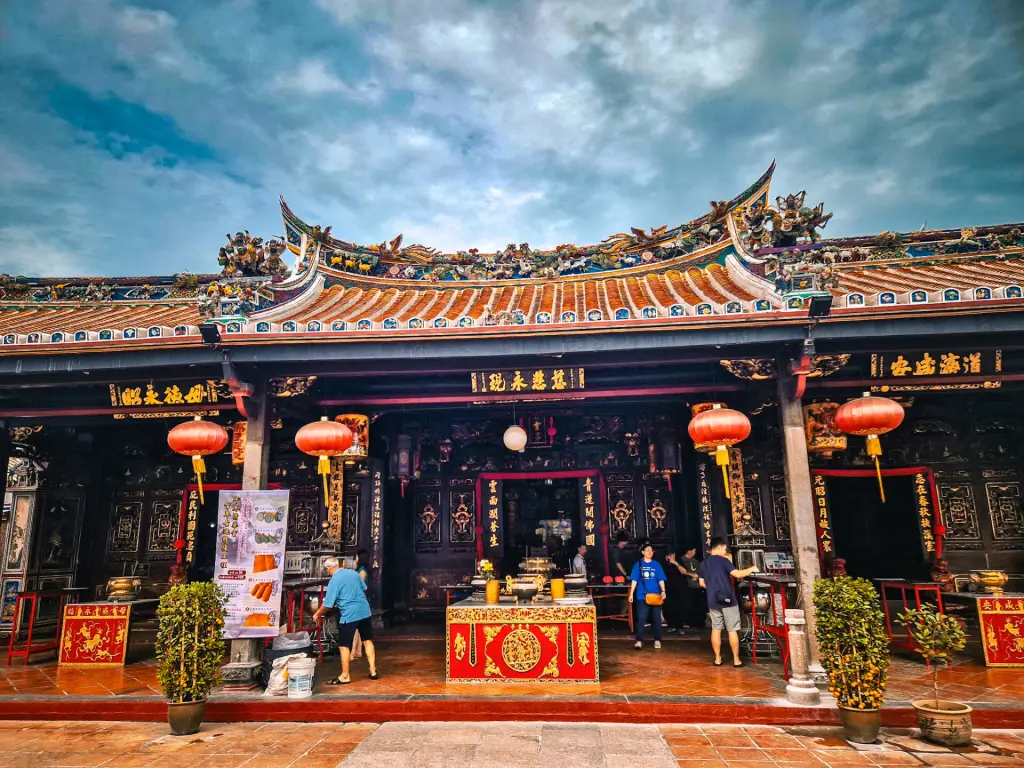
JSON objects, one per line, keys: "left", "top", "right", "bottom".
{"left": 688, "top": 404, "right": 751, "bottom": 500}
{"left": 833, "top": 392, "right": 904, "bottom": 502}
{"left": 295, "top": 416, "right": 353, "bottom": 505}
{"left": 168, "top": 416, "right": 229, "bottom": 504}
{"left": 503, "top": 425, "right": 528, "bottom": 452}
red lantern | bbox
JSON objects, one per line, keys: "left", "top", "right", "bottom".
{"left": 833, "top": 392, "right": 904, "bottom": 502}
{"left": 168, "top": 416, "right": 229, "bottom": 503}
{"left": 295, "top": 416, "right": 353, "bottom": 504}
{"left": 688, "top": 404, "right": 751, "bottom": 499}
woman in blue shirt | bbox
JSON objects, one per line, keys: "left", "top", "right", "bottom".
{"left": 628, "top": 544, "right": 667, "bottom": 650}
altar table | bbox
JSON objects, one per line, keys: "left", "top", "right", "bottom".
{"left": 446, "top": 596, "right": 599, "bottom": 682}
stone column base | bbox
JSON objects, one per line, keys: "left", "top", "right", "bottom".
{"left": 786, "top": 677, "right": 822, "bottom": 706}
{"left": 220, "top": 660, "right": 261, "bottom": 691}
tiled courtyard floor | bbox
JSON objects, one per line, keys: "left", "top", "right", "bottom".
{"left": 2, "top": 637, "right": 1021, "bottom": 705}
{"left": 1, "top": 720, "right": 1023, "bottom": 768}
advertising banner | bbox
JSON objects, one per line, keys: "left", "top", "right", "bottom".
{"left": 214, "top": 489, "right": 290, "bottom": 638}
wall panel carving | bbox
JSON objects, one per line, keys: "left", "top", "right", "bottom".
{"left": 937, "top": 484, "right": 982, "bottom": 550}
{"left": 770, "top": 484, "right": 790, "bottom": 542}
{"left": 147, "top": 501, "right": 180, "bottom": 559}
{"left": 643, "top": 485, "right": 671, "bottom": 541}
{"left": 342, "top": 480, "right": 361, "bottom": 547}
{"left": 287, "top": 491, "right": 320, "bottom": 549}
{"left": 416, "top": 490, "right": 442, "bottom": 548}
{"left": 986, "top": 482, "right": 1024, "bottom": 543}
{"left": 606, "top": 485, "right": 635, "bottom": 539}
{"left": 449, "top": 491, "right": 475, "bottom": 545}
{"left": 743, "top": 483, "right": 764, "bottom": 533}
{"left": 107, "top": 502, "right": 142, "bottom": 559}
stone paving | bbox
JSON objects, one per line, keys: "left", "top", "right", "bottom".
{"left": 0, "top": 720, "right": 1023, "bottom": 768}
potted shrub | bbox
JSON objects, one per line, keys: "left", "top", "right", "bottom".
{"left": 813, "top": 577, "right": 890, "bottom": 743}
{"left": 156, "top": 582, "right": 228, "bottom": 735}
{"left": 897, "top": 605, "right": 971, "bottom": 746}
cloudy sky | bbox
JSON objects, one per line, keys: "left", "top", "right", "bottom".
{"left": 0, "top": 0, "right": 1021, "bottom": 277}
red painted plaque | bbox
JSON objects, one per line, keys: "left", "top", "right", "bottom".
{"left": 978, "top": 597, "right": 1024, "bottom": 667}
{"left": 446, "top": 602, "right": 598, "bottom": 682}
{"left": 58, "top": 604, "right": 131, "bottom": 667}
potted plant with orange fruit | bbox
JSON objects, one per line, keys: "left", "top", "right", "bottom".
{"left": 813, "top": 577, "right": 890, "bottom": 743}
{"left": 897, "top": 605, "right": 971, "bottom": 746}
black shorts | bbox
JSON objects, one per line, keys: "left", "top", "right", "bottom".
{"left": 338, "top": 616, "right": 374, "bottom": 650}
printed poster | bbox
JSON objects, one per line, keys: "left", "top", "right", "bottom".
{"left": 214, "top": 490, "right": 290, "bottom": 638}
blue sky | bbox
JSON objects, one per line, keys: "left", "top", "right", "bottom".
{"left": 0, "top": 0, "right": 1021, "bottom": 277}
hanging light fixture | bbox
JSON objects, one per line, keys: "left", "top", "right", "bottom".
{"left": 833, "top": 392, "right": 904, "bottom": 502}
{"left": 503, "top": 424, "right": 528, "bottom": 452}
{"left": 687, "top": 404, "right": 751, "bottom": 499}
{"left": 295, "top": 416, "right": 354, "bottom": 505}
{"left": 168, "top": 416, "right": 229, "bottom": 503}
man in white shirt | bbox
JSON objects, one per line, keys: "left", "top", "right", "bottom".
{"left": 572, "top": 544, "right": 588, "bottom": 580}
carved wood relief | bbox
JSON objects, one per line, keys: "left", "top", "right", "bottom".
{"left": 937, "top": 484, "right": 982, "bottom": 549}
{"left": 770, "top": 484, "right": 790, "bottom": 542}
{"left": 449, "top": 491, "right": 475, "bottom": 545}
{"left": 642, "top": 485, "right": 671, "bottom": 540}
{"left": 606, "top": 485, "right": 635, "bottom": 539}
{"left": 342, "top": 479, "right": 361, "bottom": 547}
{"left": 287, "top": 491, "right": 320, "bottom": 549}
{"left": 107, "top": 502, "right": 142, "bottom": 559}
{"left": 416, "top": 490, "right": 442, "bottom": 548}
{"left": 986, "top": 482, "right": 1024, "bottom": 543}
{"left": 743, "top": 483, "right": 764, "bottom": 533}
{"left": 147, "top": 501, "right": 180, "bottom": 559}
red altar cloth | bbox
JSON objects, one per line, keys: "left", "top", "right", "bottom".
{"left": 446, "top": 598, "right": 599, "bottom": 682}
{"left": 978, "top": 595, "right": 1024, "bottom": 667}
{"left": 58, "top": 603, "right": 132, "bottom": 667}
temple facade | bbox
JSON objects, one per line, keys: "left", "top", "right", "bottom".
{"left": 1, "top": 161, "right": 1023, "bottom": 660}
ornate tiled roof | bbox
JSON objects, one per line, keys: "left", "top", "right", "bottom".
{"left": 1, "top": 163, "right": 1022, "bottom": 353}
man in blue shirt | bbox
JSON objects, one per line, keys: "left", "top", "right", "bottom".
{"left": 699, "top": 537, "right": 758, "bottom": 667}
{"left": 628, "top": 543, "right": 667, "bottom": 650}
{"left": 312, "top": 557, "right": 379, "bottom": 684}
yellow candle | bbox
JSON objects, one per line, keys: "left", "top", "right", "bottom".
{"left": 485, "top": 579, "right": 500, "bottom": 604}
{"left": 550, "top": 578, "right": 565, "bottom": 600}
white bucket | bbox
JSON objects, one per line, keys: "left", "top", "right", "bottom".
{"left": 286, "top": 656, "right": 316, "bottom": 699}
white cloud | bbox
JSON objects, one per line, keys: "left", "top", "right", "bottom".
{"left": 0, "top": 226, "right": 82, "bottom": 277}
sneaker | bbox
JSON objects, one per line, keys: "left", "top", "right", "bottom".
{"left": 654, "top": 641, "right": 662, "bottom": 649}
{"left": 634, "top": 641, "right": 642, "bottom": 650}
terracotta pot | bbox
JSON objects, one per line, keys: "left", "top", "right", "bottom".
{"left": 837, "top": 706, "right": 881, "bottom": 744}
{"left": 911, "top": 700, "right": 973, "bottom": 747}
{"left": 168, "top": 699, "right": 206, "bottom": 736}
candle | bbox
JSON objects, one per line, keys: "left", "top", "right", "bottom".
{"left": 550, "top": 578, "right": 565, "bottom": 600}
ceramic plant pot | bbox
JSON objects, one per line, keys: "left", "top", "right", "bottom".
{"left": 911, "top": 700, "right": 973, "bottom": 747}
{"left": 837, "top": 706, "right": 881, "bottom": 744}
{"left": 168, "top": 699, "right": 207, "bottom": 736}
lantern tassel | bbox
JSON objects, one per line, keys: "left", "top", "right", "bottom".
{"left": 192, "top": 456, "right": 206, "bottom": 504}
{"left": 716, "top": 445, "right": 730, "bottom": 499}
{"left": 318, "top": 455, "right": 331, "bottom": 506}
{"left": 866, "top": 435, "right": 886, "bottom": 503}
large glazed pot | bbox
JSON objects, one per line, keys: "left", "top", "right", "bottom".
{"left": 911, "top": 700, "right": 973, "bottom": 747}
{"left": 511, "top": 579, "right": 539, "bottom": 602}
{"left": 168, "top": 699, "right": 206, "bottom": 736}
{"left": 563, "top": 574, "right": 587, "bottom": 593}
{"left": 837, "top": 706, "right": 881, "bottom": 744}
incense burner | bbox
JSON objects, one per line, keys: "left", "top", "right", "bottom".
{"left": 969, "top": 570, "right": 1009, "bottom": 595}
{"left": 106, "top": 577, "right": 142, "bottom": 602}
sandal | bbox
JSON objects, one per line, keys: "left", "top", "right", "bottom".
{"left": 326, "top": 677, "right": 351, "bottom": 686}
{"left": 369, "top": 672, "right": 380, "bottom": 680}
{"left": 733, "top": 661, "right": 745, "bottom": 668}
{"left": 713, "top": 659, "right": 723, "bottom": 667}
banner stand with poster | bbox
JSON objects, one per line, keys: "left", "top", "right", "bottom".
{"left": 214, "top": 490, "right": 291, "bottom": 639}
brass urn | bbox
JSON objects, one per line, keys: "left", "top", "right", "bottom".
{"left": 969, "top": 570, "right": 1008, "bottom": 595}
{"left": 107, "top": 576, "right": 142, "bottom": 602}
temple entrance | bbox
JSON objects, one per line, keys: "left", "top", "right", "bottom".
{"left": 503, "top": 479, "right": 578, "bottom": 575}
{"left": 825, "top": 474, "right": 928, "bottom": 581}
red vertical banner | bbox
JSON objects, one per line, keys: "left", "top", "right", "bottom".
{"left": 811, "top": 473, "right": 832, "bottom": 568}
